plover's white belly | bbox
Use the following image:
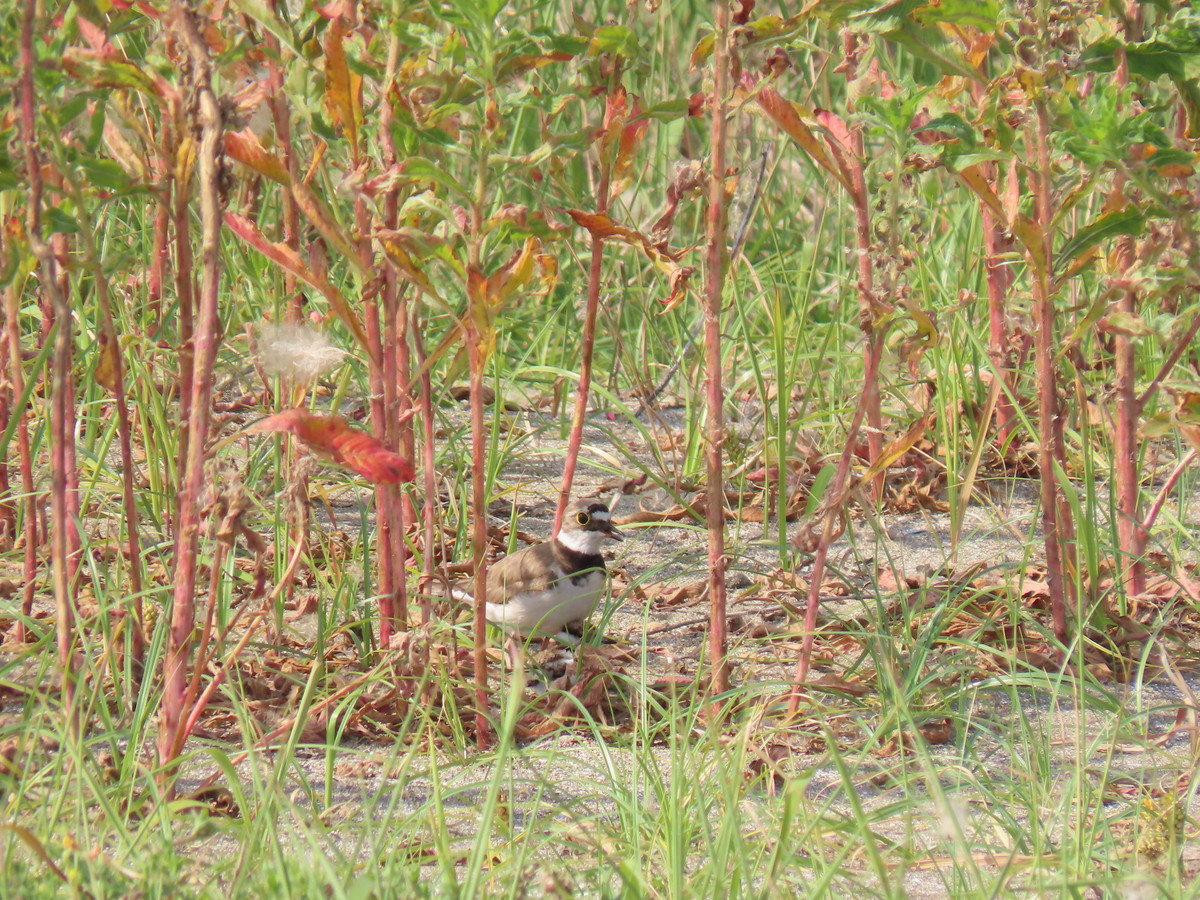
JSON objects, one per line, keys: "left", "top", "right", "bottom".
{"left": 485, "top": 570, "right": 605, "bottom": 636}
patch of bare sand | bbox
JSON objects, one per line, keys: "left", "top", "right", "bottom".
{"left": 186, "top": 407, "right": 1200, "bottom": 897}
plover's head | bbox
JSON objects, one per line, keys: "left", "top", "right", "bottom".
{"left": 557, "top": 499, "right": 623, "bottom": 555}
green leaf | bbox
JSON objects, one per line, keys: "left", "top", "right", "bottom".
{"left": 77, "top": 158, "right": 133, "bottom": 192}
{"left": 0, "top": 152, "right": 19, "bottom": 191}
{"left": 588, "top": 26, "right": 640, "bottom": 59}
{"left": 638, "top": 99, "right": 691, "bottom": 121}
{"left": 61, "top": 50, "right": 159, "bottom": 94}
{"left": 1097, "top": 310, "right": 1159, "bottom": 338}
{"left": 58, "top": 93, "right": 91, "bottom": 126}
{"left": 544, "top": 34, "right": 591, "bottom": 56}
{"left": 1140, "top": 410, "right": 1174, "bottom": 438}
{"left": 45, "top": 206, "right": 81, "bottom": 235}
{"left": 942, "top": 150, "right": 1010, "bottom": 171}
{"left": 229, "top": 0, "right": 302, "bottom": 56}
{"left": 810, "top": 0, "right": 921, "bottom": 29}
{"left": 1083, "top": 10, "right": 1200, "bottom": 80}
{"left": 1055, "top": 208, "right": 1145, "bottom": 274}
{"left": 805, "top": 463, "right": 837, "bottom": 519}
{"left": 912, "top": 0, "right": 1000, "bottom": 29}
{"left": 917, "top": 112, "right": 978, "bottom": 147}
{"left": 397, "top": 157, "right": 471, "bottom": 201}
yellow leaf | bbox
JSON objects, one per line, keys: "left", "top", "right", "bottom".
{"left": 94, "top": 335, "right": 121, "bottom": 394}
{"left": 323, "top": 18, "right": 362, "bottom": 152}
{"left": 861, "top": 411, "right": 935, "bottom": 483}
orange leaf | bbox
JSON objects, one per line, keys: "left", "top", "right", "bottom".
{"left": 1157, "top": 162, "right": 1195, "bottom": 178}
{"left": 566, "top": 209, "right": 694, "bottom": 309}
{"left": 953, "top": 164, "right": 1006, "bottom": 222}
{"left": 224, "top": 130, "right": 290, "bottom": 185}
{"left": 223, "top": 213, "right": 373, "bottom": 356}
{"left": 567, "top": 209, "right": 686, "bottom": 262}
{"left": 650, "top": 159, "right": 705, "bottom": 243}
{"left": 251, "top": 410, "right": 414, "bottom": 484}
{"left": 291, "top": 181, "right": 368, "bottom": 276}
{"left": 660, "top": 265, "right": 696, "bottom": 313}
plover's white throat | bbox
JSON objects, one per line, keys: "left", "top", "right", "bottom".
{"left": 467, "top": 499, "right": 624, "bottom": 644}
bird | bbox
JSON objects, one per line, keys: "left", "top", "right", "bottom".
{"left": 464, "top": 498, "right": 624, "bottom": 645}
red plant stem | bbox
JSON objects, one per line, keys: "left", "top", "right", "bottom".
{"left": 160, "top": 4, "right": 226, "bottom": 775}
{"left": 376, "top": 261, "right": 401, "bottom": 638}
{"left": 413, "top": 324, "right": 437, "bottom": 627}
{"left": 51, "top": 234, "right": 82, "bottom": 593}
{"left": 391, "top": 291, "right": 412, "bottom": 627}
{"left": 362, "top": 291, "right": 399, "bottom": 644}
{"left": 841, "top": 34, "right": 883, "bottom": 501}
{"left": 467, "top": 146, "right": 491, "bottom": 749}
{"left": 147, "top": 178, "right": 171, "bottom": 336}
{"left": 21, "top": 0, "right": 75, "bottom": 714}
{"left": 468, "top": 334, "right": 490, "bottom": 750}
{"left": 1136, "top": 311, "right": 1200, "bottom": 411}
{"left": 352, "top": 177, "right": 395, "bottom": 639}
{"left": 382, "top": 287, "right": 405, "bottom": 628}
{"left": 0, "top": 337, "right": 12, "bottom": 544}
{"left": 173, "top": 102, "right": 196, "bottom": 534}
{"left": 363, "top": 296, "right": 394, "bottom": 642}
{"left": 1111, "top": 9, "right": 1146, "bottom": 598}
{"left": 395, "top": 290, "right": 416, "bottom": 473}
{"left": 343, "top": 13, "right": 397, "bottom": 644}
{"left": 787, "top": 331, "right": 885, "bottom": 712}
{"left": 379, "top": 31, "right": 410, "bottom": 628}
{"left": 980, "top": 168, "right": 1016, "bottom": 447}
{"left": 4, "top": 284, "right": 37, "bottom": 645}
{"left": 50, "top": 304, "right": 74, "bottom": 711}
{"left": 703, "top": 0, "right": 731, "bottom": 700}
{"left": 554, "top": 151, "right": 610, "bottom": 536}
{"left": 1028, "top": 101, "right": 1070, "bottom": 644}
{"left": 1141, "top": 448, "right": 1198, "bottom": 537}
{"left": 180, "top": 531, "right": 227, "bottom": 730}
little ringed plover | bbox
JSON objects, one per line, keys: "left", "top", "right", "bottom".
{"left": 468, "top": 498, "right": 624, "bottom": 644}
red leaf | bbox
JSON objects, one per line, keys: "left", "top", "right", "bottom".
{"left": 742, "top": 73, "right": 854, "bottom": 195}
{"left": 77, "top": 16, "right": 114, "bottom": 55}
{"left": 314, "top": 0, "right": 348, "bottom": 17}
{"left": 611, "top": 94, "right": 649, "bottom": 201}
{"left": 251, "top": 410, "right": 414, "bottom": 484}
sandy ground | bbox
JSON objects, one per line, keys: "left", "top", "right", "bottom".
{"left": 164, "top": 405, "right": 1200, "bottom": 897}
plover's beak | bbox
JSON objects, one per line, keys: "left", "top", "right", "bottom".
{"left": 599, "top": 519, "right": 624, "bottom": 541}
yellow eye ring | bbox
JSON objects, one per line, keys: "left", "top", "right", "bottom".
{"left": 576, "top": 511, "right": 590, "bottom": 526}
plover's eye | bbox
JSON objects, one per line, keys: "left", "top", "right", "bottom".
{"left": 576, "top": 511, "right": 591, "bottom": 526}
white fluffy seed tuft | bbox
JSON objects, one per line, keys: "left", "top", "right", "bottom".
{"left": 256, "top": 322, "right": 346, "bottom": 385}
